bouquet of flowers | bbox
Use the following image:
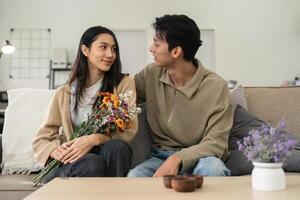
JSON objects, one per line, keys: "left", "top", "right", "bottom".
{"left": 33, "top": 90, "right": 140, "bottom": 186}
{"left": 237, "top": 121, "right": 297, "bottom": 163}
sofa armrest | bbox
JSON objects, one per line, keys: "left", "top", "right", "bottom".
{"left": 0, "top": 134, "right": 2, "bottom": 167}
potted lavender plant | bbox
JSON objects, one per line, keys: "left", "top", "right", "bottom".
{"left": 237, "top": 121, "right": 297, "bottom": 191}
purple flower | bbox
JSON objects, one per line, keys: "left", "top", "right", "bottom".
{"left": 237, "top": 120, "right": 297, "bottom": 163}
{"left": 278, "top": 120, "right": 286, "bottom": 129}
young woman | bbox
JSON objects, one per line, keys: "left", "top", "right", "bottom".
{"left": 32, "top": 26, "right": 137, "bottom": 182}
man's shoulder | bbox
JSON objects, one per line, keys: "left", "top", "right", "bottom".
{"left": 145, "top": 63, "right": 163, "bottom": 74}
{"left": 196, "top": 61, "right": 227, "bottom": 87}
{"left": 137, "top": 63, "right": 163, "bottom": 79}
{"left": 203, "top": 70, "right": 227, "bottom": 87}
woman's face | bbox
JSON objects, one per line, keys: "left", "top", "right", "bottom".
{"left": 82, "top": 33, "right": 117, "bottom": 73}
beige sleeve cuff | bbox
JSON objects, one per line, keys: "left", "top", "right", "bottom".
{"left": 34, "top": 140, "right": 61, "bottom": 167}
{"left": 174, "top": 150, "right": 196, "bottom": 173}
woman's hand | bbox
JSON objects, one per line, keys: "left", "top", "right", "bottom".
{"left": 60, "top": 135, "right": 96, "bottom": 164}
{"left": 50, "top": 146, "right": 67, "bottom": 162}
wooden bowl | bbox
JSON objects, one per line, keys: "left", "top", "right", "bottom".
{"left": 171, "top": 177, "right": 197, "bottom": 192}
{"left": 163, "top": 175, "right": 178, "bottom": 188}
{"left": 185, "top": 175, "right": 204, "bottom": 188}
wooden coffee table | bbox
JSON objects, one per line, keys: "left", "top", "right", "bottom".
{"left": 24, "top": 175, "right": 299, "bottom": 200}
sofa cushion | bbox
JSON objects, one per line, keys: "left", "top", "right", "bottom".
{"left": 230, "top": 85, "right": 248, "bottom": 110}
{"left": 228, "top": 105, "right": 263, "bottom": 150}
{"left": 226, "top": 105, "right": 300, "bottom": 175}
{"left": 244, "top": 86, "right": 300, "bottom": 137}
{"left": 0, "top": 135, "right": 2, "bottom": 169}
{"left": 130, "top": 103, "right": 152, "bottom": 168}
{"left": 225, "top": 149, "right": 253, "bottom": 175}
{"left": 1, "top": 88, "right": 55, "bottom": 174}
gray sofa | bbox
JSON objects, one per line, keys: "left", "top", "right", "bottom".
{"left": 1, "top": 86, "right": 300, "bottom": 200}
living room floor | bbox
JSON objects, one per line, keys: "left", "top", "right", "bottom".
{"left": 0, "top": 175, "right": 36, "bottom": 200}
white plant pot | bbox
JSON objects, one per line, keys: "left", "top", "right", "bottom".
{"left": 252, "top": 162, "right": 286, "bottom": 191}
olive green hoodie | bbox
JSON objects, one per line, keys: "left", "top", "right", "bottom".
{"left": 134, "top": 62, "right": 233, "bottom": 172}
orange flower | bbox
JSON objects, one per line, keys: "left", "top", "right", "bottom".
{"left": 111, "top": 94, "right": 118, "bottom": 101}
{"left": 99, "top": 103, "right": 107, "bottom": 109}
{"left": 101, "top": 92, "right": 111, "bottom": 97}
{"left": 102, "top": 96, "right": 111, "bottom": 104}
{"left": 116, "top": 118, "right": 125, "bottom": 130}
{"left": 113, "top": 100, "right": 119, "bottom": 109}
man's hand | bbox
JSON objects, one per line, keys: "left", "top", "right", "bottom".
{"left": 153, "top": 155, "right": 182, "bottom": 177}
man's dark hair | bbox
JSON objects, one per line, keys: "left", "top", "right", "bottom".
{"left": 153, "top": 14, "right": 202, "bottom": 61}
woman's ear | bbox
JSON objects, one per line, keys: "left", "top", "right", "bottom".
{"left": 171, "top": 46, "right": 183, "bottom": 59}
{"left": 81, "top": 44, "right": 89, "bottom": 57}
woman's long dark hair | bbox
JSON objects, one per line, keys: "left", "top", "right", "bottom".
{"left": 68, "top": 26, "right": 125, "bottom": 112}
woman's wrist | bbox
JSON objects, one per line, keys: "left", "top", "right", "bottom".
{"left": 90, "top": 134, "right": 111, "bottom": 146}
{"left": 89, "top": 134, "right": 100, "bottom": 146}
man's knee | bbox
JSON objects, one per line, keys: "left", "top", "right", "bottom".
{"left": 127, "top": 156, "right": 164, "bottom": 177}
{"left": 193, "top": 157, "right": 231, "bottom": 176}
{"left": 127, "top": 164, "right": 155, "bottom": 177}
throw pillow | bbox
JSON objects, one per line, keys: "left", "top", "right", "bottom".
{"left": 129, "top": 103, "right": 152, "bottom": 168}
{"left": 228, "top": 105, "right": 264, "bottom": 150}
{"left": 1, "top": 88, "right": 55, "bottom": 174}
{"left": 226, "top": 105, "right": 300, "bottom": 175}
{"left": 229, "top": 85, "right": 248, "bottom": 110}
{"left": 0, "top": 135, "right": 2, "bottom": 171}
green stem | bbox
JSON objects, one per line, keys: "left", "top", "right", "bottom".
{"left": 32, "top": 160, "right": 61, "bottom": 186}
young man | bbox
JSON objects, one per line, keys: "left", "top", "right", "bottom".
{"left": 128, "top": 14, "right": 233, "bottom": 177}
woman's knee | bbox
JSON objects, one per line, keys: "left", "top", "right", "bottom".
{"left": 102, "top": 140, "right": 132, "bottom": 157}
{"left": 193, "top": 156, "right": 231, "bottom": 176}
{"left": 74, "top": 153, "right": 105, "bottom": 177}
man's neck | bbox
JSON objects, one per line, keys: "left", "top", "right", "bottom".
{"left": 166, "top": 60, "right": 198, "bottom": 88}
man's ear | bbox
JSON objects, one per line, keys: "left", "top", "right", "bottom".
{"left": 171, "top": 46, "right": 183, "bottom": 59}
{"left": 81, "top": 44, "right": 89, "bottom": 57}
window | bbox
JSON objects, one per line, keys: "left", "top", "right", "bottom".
{"left": 9, "top": 28, "right": 51, "bottom": 79}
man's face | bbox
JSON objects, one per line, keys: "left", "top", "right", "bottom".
{"left": 149, "top": 35, "right": 174, "bottom": 67}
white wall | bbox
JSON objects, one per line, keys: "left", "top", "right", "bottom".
{"left": 0, "top": 0, "right": 300, "bottom": 89}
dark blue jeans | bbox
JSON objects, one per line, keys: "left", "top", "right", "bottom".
{"left": 43, "top": 140, "right": 132, "bottom": 183}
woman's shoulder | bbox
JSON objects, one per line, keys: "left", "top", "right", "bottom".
{"left": 55, "top": 83, "right": 71, "bottom": 93}
{"left": 53, "top": 83, "right": 71, "bottom": 99}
